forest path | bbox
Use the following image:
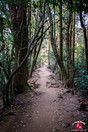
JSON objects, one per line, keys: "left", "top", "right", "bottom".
{"left": 0, "top": 65, "right": 88, "bottom": 132}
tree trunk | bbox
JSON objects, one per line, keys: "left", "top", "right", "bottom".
{"left": 72, "top": 12, "right": 75, "bottom": 66}
{"left": 29, "top": 39, "right": 43, "bottom": 77}
{"left": 50, "top": 25, "right": 68, "bottom": 86}
{"left": 66, "top": 12, "right": 74, "bottom": 87}
{"left": 66, "top": 15, "right": 71, "bottom": 79}
{"left": 69, "top": 12, "right": 75, "bottom": 87}
{"left": 48, "top": 43, "right": 50, "bottom": 66}
{"left": 59, "top": 0, "right": 63, "bottom": 80}
{"left": 77, "top": 16, "right": 79, "bottom": 65}
{"left": 30, "top": 25, "right": 44, "bottom": 77}
{"left": 80, "top": 12, "right": 88, "bottom": 72}
{"left": 47, "top": 5, "right": 68, "bottom": 86}
{"left": 8, "top": 3, "right": 29, "bottom": 94}
{"left": 0, "top": 15, "right": 5, "bottom": 51}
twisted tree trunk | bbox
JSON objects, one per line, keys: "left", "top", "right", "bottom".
{"left": 47, "top": 5, "right": 68, "bottom": 87}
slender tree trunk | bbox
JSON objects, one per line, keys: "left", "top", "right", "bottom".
{"left": 30, "top": 25, "right": 44, "bottom": 77}
{"left": 47, "top": 5, "right": 68, "bottom": 86}
{"left": 28, "top": 0, "right": 31, "bottom": 41}
{"left": 59, "top": 0, "right": 63, "bottom": 80}
{"left": 33, "top": 47, "right": 37, "bottom": 67}
{"left": 66, "top": 12, "right": 74, "bottom": 87}
{"left": 0, "top": 15, "right": 6, "bottom": 105}
{"left": 48, "top": 43, "right": 50, "bottom": 66}
{"left": 29, "top": 38, "right": 43, "bottom": 77}
{"left": 77, "top": 16, "right": 79, "bottom": 65}
{"left": 66, "top": 15, "right": 71, "bottom": 78}
{"left": 82, "top": 33, "right": 85, "bottom": 63}
{"left": 70, "top": 12, "right": 75, "bottom": 87}
{"left": 0, "top": 15, "right": 5, "bottom": 51}
{"left": 50, "top": 24, "right": 68, "bottom": 86}
{"left": 87, "top": 23, "right": 88, "bottom": 66}
{"left": 80, "top": 12, "right": 88, "bottom": 72}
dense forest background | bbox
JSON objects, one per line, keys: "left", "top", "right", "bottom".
{"left": 0, "top": 0, "right": 88, "bottom": 108}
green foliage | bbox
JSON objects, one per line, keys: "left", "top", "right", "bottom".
{"left": 0, "top": 0, "right": 88, "bottom": 108}
{"left": 74, "top": 59, "right": 88, "bottom": 95}
{"left": 0, "top": 12, "right": 15, "bottom": 103}
{"left": 46, "top": 0, "right": 58, "bottom": 5}
{"left": 74, "top": 74, "right": 88, "bottom": 95}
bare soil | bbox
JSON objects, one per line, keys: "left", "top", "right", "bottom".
{"left": 0, "top": 65, "right": 88, "bottom": 132}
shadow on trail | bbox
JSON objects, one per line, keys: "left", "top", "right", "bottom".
{"left": 0, "top": 65, "right": 88, "bottom": 132}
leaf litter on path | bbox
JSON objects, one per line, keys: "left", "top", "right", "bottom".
{"left": 0, "top": 65, "right": 88, "bottom": 132}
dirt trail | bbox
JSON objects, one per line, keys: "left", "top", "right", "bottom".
{"left": 27, "top": 65, "right": 61, "bottom": 132}
{"left": 0, "top": 65, "right": 88, "bottom": 132}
